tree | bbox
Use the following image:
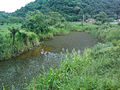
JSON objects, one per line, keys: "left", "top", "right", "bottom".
{"left": 22, "top": 10, "right": 48, "bottom": 34}
{"left": 95, "top": 12, "right": 108, "bottom": 24}
{"left": 47, "top": 12, "right": 66, "bottom": 26}
{"left": 8, "top": 27, "right": 19, "bottom": 45}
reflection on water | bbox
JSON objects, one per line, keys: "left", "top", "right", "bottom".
{"left": 0, "top": 32, "right": 98, "bottom": 89}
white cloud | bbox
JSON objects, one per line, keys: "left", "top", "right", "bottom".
{"left": 0, "top": 0, "right": 35, "bottom": 12}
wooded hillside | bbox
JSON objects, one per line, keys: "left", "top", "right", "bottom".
{"left": 11, "top": 0, "right": 120, "bottom": 21}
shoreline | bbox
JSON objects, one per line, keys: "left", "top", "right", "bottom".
{"left": 1, "top": 26, "right": 101, "bottom": 61}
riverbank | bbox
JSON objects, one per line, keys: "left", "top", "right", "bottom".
{"left": 0, "top": 23, "right": 64, "bottom": 60}
{"left": 0, "top": 31, "right": 97, "bottom": 89}
{"left": 27, "top": 22, "right": 120, "bottom": 89}
{"left": 0, "top": 22, "right": 97, "bottom": 61}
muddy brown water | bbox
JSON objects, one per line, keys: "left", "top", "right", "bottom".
{"left": 0, "top": 32, "right": 97, "bottom": 89}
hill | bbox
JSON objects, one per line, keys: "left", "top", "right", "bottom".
{"left": 11, "top": 0, "right": 120, "bottom": 21}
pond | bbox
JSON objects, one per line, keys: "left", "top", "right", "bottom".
{"left": 0, "top": 32, "right": 98, "bottom": 89}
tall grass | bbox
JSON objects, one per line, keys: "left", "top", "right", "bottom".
{"left": 0, "top": 26, "right": 40, "bottom": 60}
{"left": 27, "top": 44, "right": 120, "bottom": 89}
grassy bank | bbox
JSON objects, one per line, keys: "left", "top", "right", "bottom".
{"left": 0, "top": 24, "right": 40, "bottom": 60}
{"left": 0, "top": 22, "right": 89, "bottom": 60}
{"left": 0, "top": 23, "right": 70, "bottom": 60}
{"left": 0, "top": 22, "right": 119, "bottom": 60}
{"left": 26, "top": 22, "right": 120, "bottom": 89}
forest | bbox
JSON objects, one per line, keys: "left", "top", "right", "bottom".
{"left": 1, "top": 0, "right": 120, "bottom": 22}
{"left": 0, "top": 0, "right": 120, "bottom": 89}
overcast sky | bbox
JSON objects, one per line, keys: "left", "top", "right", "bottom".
{"left": 0, "top": 0, "right": 35, "bottom": 12}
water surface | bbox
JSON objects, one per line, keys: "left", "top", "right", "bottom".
{"left": 44, "top": 32, "right": 97, "bottom": 52}
{"left": 0, "top": 32, "right": 97, "bottom": 89}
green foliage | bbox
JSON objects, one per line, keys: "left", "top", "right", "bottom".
{"left": 95, "top": 12, "right": 108, "bottom": 24}
{"left": 0, "top": 11, "right": 9, "bottom": 24}
{"left": 0, "top": 24, "right": 40, "bottom": 60}
{"left": 8, "top": 16, "right": 23, "bottom": 24}
{"left": 0, "top": 35, "right": 11, "bottom": 60}
{"left": 87, "top": 24, "right": 120, "bottom": 43}
{"left": 47, "top": 12, "right": 66, "bottom": 26}
{"left": 12, "top": 0, "right": 120, "bottom": 21}
{"left": 17, "top": 30, "right": 39, "bottom": 46}
{"left": 93, "top": 21, "right": 102, "bottom": 25}
{"left": 0, "top": 12, "right": 24, "bottom": 24}
{"left": 8, "top": 27, "right": 19, "bottom": 45}
{"left": 22, "top": 10, "right": 48, "bottom": 34}
{"left": 49, "top": 25, "right": 69, "bottom": 35}
{"left": 67, "top": 22, "right": 98, "bottom": 32}
{"left": 28, "top": 44, "right": 120, "bottom": 89}
{"left": 0, "top": 20, "right": 70, "bottom": 60}
{"left": 118, "top": 22, "right": 120, "bottom": 26}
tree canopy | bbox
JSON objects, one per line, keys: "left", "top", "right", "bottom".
{"left": 22, "top": 10, "right": 48, "bottom": 34}
{"left": 11, "top": 0, "right": 120, "bottom": 21}
{"left": 95, "top": 12, "right": 108, "bottom": 23}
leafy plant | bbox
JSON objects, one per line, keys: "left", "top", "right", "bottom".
{"left": 8, "top": 27, "right": 19, "bottom": 45}
{"left": 22, "top": 10, "right": 48, "bottom": 34}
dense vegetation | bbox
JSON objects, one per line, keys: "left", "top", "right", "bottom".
{"left": 11, "top": 0, "right": 120, "bottom": 21}
{"left": 0, "top": 11, "right": 23, "bottom": 25}
{"left": 0, "top": 23, "right": 40, "bottom": 60}
{"left": 1, "top": 0, "right": 120, "bottom": 24}
{"left": 0, "top": 9, "right": 69, "bottom": 60}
